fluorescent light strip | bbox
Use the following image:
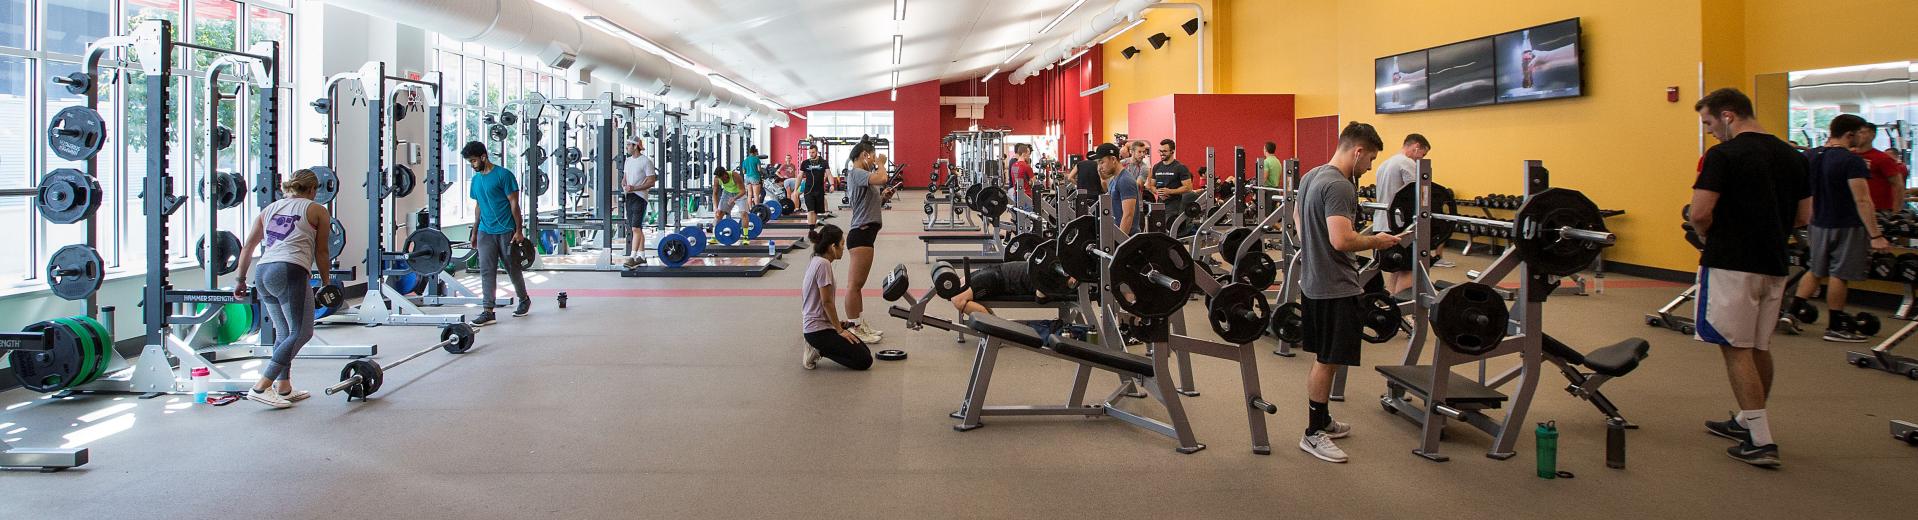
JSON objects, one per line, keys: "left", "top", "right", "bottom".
{"left": 1061, "top": 48, "right": 1089, "bottom": 65}
{"left": 1080, "top": 83, "right": 1109, "bottom": 97}
{"left": 1097, "top": 18, "right": 1145, "bottom": 45}
{"left": 891, "top": 89, "right": 898, "bottom": 102}
{"left": 583, "top": 16, "right": 696, "bottom": 69}
{"left": 983, "top": 68, "right": 1001, "bottom": 83}
{"left": 893, "top": 35, "right": 903, "bottom": 65}
{"left": 892, "top": 71, "right": 900, "bottom": 90}
{"left": 895, "top": 0, "right": 907, "bottom": 20}
{"left": 1003, "top": 43, "right": 1032, "bottom": 64}
{"left": 1040, "top": 0, "right": 1088, "bottom": 35}
{"left": 788, "top": 111, "right": 808, "bottom": 120}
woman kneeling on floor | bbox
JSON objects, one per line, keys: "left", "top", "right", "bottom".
{"left": 799, "top": 224, "right": 874, "bottom": 370}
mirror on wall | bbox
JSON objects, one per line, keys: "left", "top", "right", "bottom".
{"left": 1786, "top": 61, "right": 1914, "bottom": 167}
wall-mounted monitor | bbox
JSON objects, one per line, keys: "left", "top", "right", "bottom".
{"left": 1427, "top": 38, "right": 1497, "bottom": 110}
{"left": 1375, "top": 51, "right": 1429, "bottom": 113}
{"left": 1496, "top": 18, "right": 1583, "bottom": 103}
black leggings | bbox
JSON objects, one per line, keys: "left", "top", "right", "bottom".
{"left": 803, "top": 330, "right": 874, "bottom": 370}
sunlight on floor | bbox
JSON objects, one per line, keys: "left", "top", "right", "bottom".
{"left": 61, "top": 413, "right": 134, "bottom": 449}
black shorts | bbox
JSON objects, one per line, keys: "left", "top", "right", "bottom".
{"left": 1300, "top": 295, "right": 1363, "bottom": 366}
{"left": 623, "top": 193, "right": 647, "bottom": 229}
{"left": 805, "top": 190, "right": 827, "bottom": 214}
{"left": 846, "top": 223, "right": 882, "bottom": 249}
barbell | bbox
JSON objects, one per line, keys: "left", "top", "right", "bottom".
{"left": 327, "top": 323, "right": 477, "bottom": 401}
{"left": 1367, "top": 184, "right": 1615, "bottom": 277}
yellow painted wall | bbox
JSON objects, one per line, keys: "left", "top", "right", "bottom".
{"left": 1100, "top": 0, "right": 1216, "bottom": 138}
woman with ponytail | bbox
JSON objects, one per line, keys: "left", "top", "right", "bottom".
{"left": 796, "top": 224, "right": 872, "bottom": 370}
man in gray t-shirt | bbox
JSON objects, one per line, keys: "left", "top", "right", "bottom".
{"left": 1370, "top": 134, "right": 1435, "bottom": 295}
{"left": 1293, "top": 122, "right": 1401, "bottom": 465}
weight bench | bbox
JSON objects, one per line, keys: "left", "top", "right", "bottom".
{"left": 955, "top": 312, "right": 1210, "bottom": 454}
{"left": 1541, "top": 334, "right": 1650, "bottom": 427}
{"left": 923, "top": 234, "right": 1005, "bottom": 264}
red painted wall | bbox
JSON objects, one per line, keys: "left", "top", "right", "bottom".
{"left": 1295, "top": 115, "right": 1340, "bottom": 170}
{"left": 1124, "top": 93, "right": 1297, "bottom": 186}
{"left": 936, "top": 47, "right": 1104, "bottom": 162}
{"left": 770, "top": 80, "right": 944, "bottom": 188}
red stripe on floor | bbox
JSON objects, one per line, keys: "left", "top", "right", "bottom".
{"left": 527, "top": 288, "right": 927, "bottom": 298}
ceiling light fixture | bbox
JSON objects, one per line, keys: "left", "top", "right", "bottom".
{"left": 1097, "top": 18, "right": 1145, "bottom": 45}
{"left": 892, "top": 34, "right": 903, "bottom": 64}
{"left": 1061, "top": 48, "right": 1089, "bottom": 65}
{"left": 582, "top": 15, "right": 696, "bottom": 69}
{"left": 788, "top": 110, "right": 808, "bottom": 120}
{"left": 983, "top": 68, "right": 1001, "bottom": 83}
{"left": 892, "top": 71, "right": 900, "bottom": 90}
{"left": 1003, "top": 43, "right": 1031, "bottom": 64}
{"left": 1148, "top": 32, "right": 1170, "bottom": 50}
{"left": 894, "top": 0, "right": 907, "bottom": 21}
{"left": 1040, "top": 0, "right": 1088, "bottom": 35}
{"left": 891, "top": 89, "right": 897, "bottom": 102}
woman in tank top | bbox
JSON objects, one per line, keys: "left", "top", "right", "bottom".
{"left": 231, "top": 169, "right": 334, "bottom": 409}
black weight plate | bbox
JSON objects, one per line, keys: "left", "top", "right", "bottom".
{"left": 1004, "top": 232, "right": 1043, "bottom": 262}
{"left": 315, "top": 283, "right": 344, "bottom": 310}
{"left": 1431, "top": 282, "right": 1509, "bottom": 356}
{"left": 1897, "top": 253, "right": 1918, "bottom": 284}
{"left": 1108, "top": 233, "right": 1196, "bottom": 319}
{"left": 328, "top": 218, "right": 347, "bottom": 260}
{"left": 1358, "top": 292, "right": 1403, "bottom": 344}
{"left": 532, "top": 171, "right": 551, "bottom": 197}
{"left": 11, "top": 320, "right": 88, "bottom": 392}
{"left": 1854, "top": 312, "right": 1882, "bottom": 336}
{"left": 750, "top": 204, "right": 774, "bottom": 228}
{"left": 975, "top": 186, "right": 1009, "bottom": 221}
{"left": 524, "top": 146, "right": 547, "bottom": 168}
{"left": 510, "top": 236, "right": 537, "bottom": 271}
{"left": 390, "top": 164, "right": 416, "bottom": 199}
{"left": 1028, "top": 239, "right": 1072, "bottom": 295}
{"left": 211, "top": 124, "right": 234, "bottom": 151}
{"left": 196, "top": 231, "right": 242, "bottom": 276}
{"left": 1220, "top": 228, "right": 1254, "bottom": 261}
{"left": 36, "top": 168, "right": 103, "bottom": 224}
{"left": 1512, "top": 188, "right": 1609, "bottom": 277}
{"left": 564, "top": 168, "right": 587, "bottom": 195}
{"left": 58, "top": 71, "right": 91, "bottom": 95}
{"left": 47, "top": 106, "right": 107, "bottom": 161}
{"left": 1271, "top": 302, "right": 1304, "bottom": 343}
{"left": 216, "top": 172, "right": 248, "bottom": 209}
{"left": 875, "top": 349, "right": 908, "bottom": 361}
{"left": 1234, "top": 249, "right": 1277, "bottom": 289}
{"left": 1208, "top": 282, "right": 1270, "bottom": 345}
{"left": 1057, "top": 215, "right": 1101, "bottom": 282}
{"left": 1376, "top": 244, "right": 1414, "bottom": 273}
{"left": 1385, "top": 183, "right": 1457, "bottom": 250}
{"left": 48, "top": 317, "right": 100, "bottom": 390}
{"left": 657, "top": 233, "right": 690, "bottom": 268}
{"left": 311, "top": 166, "right": 341, "bottom": 205}
{"left": 441, "top": 323, "right": 476, "bottom": 354}
{"left": 403, "top": 228, "right": 454, "bottom": 275}
{"left": 340, "top": 359, "right": 383, "bottom": 399}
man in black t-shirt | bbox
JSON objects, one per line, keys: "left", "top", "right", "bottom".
{"left": 1688, "top": 88, "right": 1810, "bottom": 469}
{"left": 799, "top": 147, "right": 830, "bottom": 227}
{"left": 1150, "top": 139, "right": 1195, "bottom": 231}
{"left": 1074, "top": 144, "right": 1121, "bottom": 214}
{"left": 1788, "top": 114, "right": 1887, "bottom": 343}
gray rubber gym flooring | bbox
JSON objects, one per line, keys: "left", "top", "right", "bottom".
{"left": 1, "top": 191, "right": 1912, "bottom": 518}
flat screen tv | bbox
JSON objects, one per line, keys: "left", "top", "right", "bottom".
{"left": 1496, "top": 18, "right": 1582, "bottom": 103}
{"left": 1427, "top": 37, "right": 1497, "bottom": 110}
{"left": 1374, "top": 51, "right": 1429, "bottom": 113}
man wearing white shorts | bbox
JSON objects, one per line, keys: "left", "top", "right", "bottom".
{"left": 1688, "top": 88, "right": 1810, "bottom": 468}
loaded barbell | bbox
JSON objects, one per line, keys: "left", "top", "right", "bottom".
{"left": 327, "top": 323, "right": 477, "bottom": 401}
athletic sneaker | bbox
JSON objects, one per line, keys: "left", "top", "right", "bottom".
{"left": 1433, "top": 259, "right": 1458, "bottom": 268}
{"left": 802, "top": 346, "right": 820, "bottom": 370}
{"left": 851, "top": 324, "right": 883, "bottom": 345}
{"left": 1705, "top": 413, "right": 1752, "bottom": 443}
{"left": 279, "top": 389, "right": 310, "bottom": 403}
{"left": 624, "top": 256, "right": 647, "bottom": 269}
{"left": 1726, "top": 441, "right": 1781, "bottom": 468}
{"left": 247, "top": 388, "right": 292, "bottom": 409}
{"left": 1299, "top": 432, "right": 1349, "bottom": 463}
{"left": 513, "top": 300, "right": 531, "bottom": 317}
{"left": 1822, "top": 329, "right": 1870, "bottom": 343}
{"left": 1321, "top": 420, "right": 1353, "bottom": 440}
{"left": 471, "top": 312, "right": 497, "bottom": 327}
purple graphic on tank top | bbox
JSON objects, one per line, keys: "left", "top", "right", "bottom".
{"left": 265, "top": 214, "right": 302, "bottom": 246}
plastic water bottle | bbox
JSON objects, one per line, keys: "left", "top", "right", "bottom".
{"left": 1536, "top": 420, "right": 1559, "bottom": 479}
{"left": 768, "top": 240, "right": 776, "bottom": 256}
{"left": 191, "top": 367, "right": 210, "bottom": 403}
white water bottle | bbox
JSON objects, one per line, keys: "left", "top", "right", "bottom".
{"left": 191, "top": 367, "right": 210, "bottom": 403}
{"left": 768, "top": 240, "right": 776, "bottom": 256}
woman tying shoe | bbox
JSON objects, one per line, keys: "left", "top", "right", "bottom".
{"left": 798, "top": 224, "right": 872, "bottom": 370}
{"left": 230, "top": 169, "right": 334, "bottom": 408}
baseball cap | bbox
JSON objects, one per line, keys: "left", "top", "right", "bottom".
{"left": 1087, "top": 143, "right": 1121, "bottom": 161}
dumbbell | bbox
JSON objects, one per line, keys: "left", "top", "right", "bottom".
{"left": 1852, "top": 311, "right": 1883, "bottom": 336}
{"left": 1870, "top": 252, "right": 1898, "bottom": 280}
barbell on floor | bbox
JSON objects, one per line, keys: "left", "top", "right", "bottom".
{"left": 327, "top": 323, "right": 477, "bottom": 401}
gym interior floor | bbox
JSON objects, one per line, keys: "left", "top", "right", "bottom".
{"left": 2, "top": 191, "right": 1912, "bottom": 518}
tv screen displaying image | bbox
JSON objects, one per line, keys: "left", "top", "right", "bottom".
{"left": 1375, "top": 51, "right": 1428, "bottom": 113}
{"left": 1426, "top": 38, "right": 1496, "bottom": 109}
{"left": 1496, "top": 18, "right": 1582, "bottom": 103}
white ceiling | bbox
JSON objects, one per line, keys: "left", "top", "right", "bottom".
{"left": 552, "top": 0, "right": 1121, "bottom": 107}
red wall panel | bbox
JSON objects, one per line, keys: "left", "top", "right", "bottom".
{"left": 934, "top": 46, "right": 1104, "bottom": 162}
{"left": 770, "top": 80, "right": 943, "bottom": 188}
{"left": 1122, "top": 93, "right": 1297, "bottom": 186}
{"left": 1294, "top": 115, "right": 1340, "bottom": 171}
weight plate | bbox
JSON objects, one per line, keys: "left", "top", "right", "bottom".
{"left": 1004, "top": 233, "right": 1043, "bottom": 262}
{"left": 339, "top": 359, "right": 383, "bottom": 399}
{"left": 72, "top": 315, "right": 113, "bottom": 386}
{"left": 1431, "top": 282, "right": 1509, "bottom": 356}
{"left": 509, "top": 236, "right": 537, "bottom": 271}
{"left": 36, "top": 168, "right": 103, "bottom": 224}
{"left": 750, "top": 204, "right": 774, "bottom": 229}
{"left": 441, "top": 323, "right": 476, "bottom": 354}
{"left": 1220, "top": 228, "right": 1254, "bottom": 260}
{"left": 1028, "top": 239, "right": 1072, "bottom": 296}
{"left": 1385, "top": 183, "right": 1456, "bottom": 250}
{"left": 403, "top": 228, "right": 454, "bottom": 275}
{"left": 1358, "top": 292, "right": 1403, "bottom": 344}
{"left": 12, "top": 319, "right": 88, "bottom": 392}
{"left": 58, "top": 71, "right": 91, "bottom": 95}
{"left": 766, "top": 201, "right": 783, "bottom": 221}
{"left": 196, "top": 231, "right": 242, "bottom": 276}
{"left": 1107, "top": 233, "right": 1196, "bottom": 319}
{"left": 47, "top": 106, "right": 107, "bottom": 161}
{"left": 46, "top": 244, "right": 104, "bottom": 300}
{"left": 1270, "top": 302, "right": 1304, "bottom": 343}
{"left": 679, "top": 226, "right": 707, "bottom": 257}
{"left": 216, "top": 171, "right": 248, "bottom": 209}
{"left": 1057, "top": 215, "right": 1101, "bottom": 282}
{"left": 1233, "top": 249, "right": 1278, "bottom": 289}
{"left": 210, "top": 124, "right": 234, "bottom": 151}
{"left": 564, "top": 168, "right": 587, "bottom": 195}
{"left": 975, "top": 185, "right": 1009, "bottom": 221}
{"left": 1208, "top": 282, "right": 1270, "bottom": 345}
{"left": 875, "top": 349, "right": 907, "bottom": 361}
{"left": 657, "top": 233, "right": 691, "bottom": 268}
{"left": 328, "top": 218, "right": 347, "bottom": 260}
{"left": 713, "top": 218, "right": 743, "bottom": 246}
{"left": 311, "top": 166, "right": 341, "bottom": 205}
{"left": 1512, "top": 188, "right": 1609, "bottom": 277}
{"left": 49, "top": 317, "right": 100, "bottom": 391}
{"left": 390, "top": 164, "right": 417, "bottom": 199}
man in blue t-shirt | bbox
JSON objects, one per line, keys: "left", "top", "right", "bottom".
{"left": 1788, "top": 114, "right": 1889, "bottom": 343}
{"left": 1105, "top": 147, "right": 1140, "bottom": 235}
{"left": 463, "top": 141, "right": 531, "bottom": 326}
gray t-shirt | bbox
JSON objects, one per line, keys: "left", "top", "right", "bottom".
{"left": 847, "top": 165, "right": 883, "bottom": 227}
{"left": 801, "top": 256, "right": 836, "bottom": 333}
{"left": 1372, "top": 153, "right": 1415, "bottom": 231}
{"left": 1297, "top": 164, "right": 1362, "bottom": 299}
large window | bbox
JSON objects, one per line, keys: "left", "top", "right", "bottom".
{"left": 429, "top": 33, "right": 578, "bottom": 225}
{"left": 0, "top": 0, "right": 297, "bottom": 294}
{"left": 807, "top": 110, "right": 895, "bottom": 170}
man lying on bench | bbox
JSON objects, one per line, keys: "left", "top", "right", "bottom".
{"left": 951, "top": 260, "right": 1078, "bottom": 316}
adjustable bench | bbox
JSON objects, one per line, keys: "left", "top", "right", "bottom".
{"left": 1541, "top": 334, "right": 1650, "bottom": 427}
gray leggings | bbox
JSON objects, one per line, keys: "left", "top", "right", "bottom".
{"left": 256, "top": 262, "right": 314, "bottom": 381}
{"left": 474, "top": 231, "right": 528, "bottom": 310}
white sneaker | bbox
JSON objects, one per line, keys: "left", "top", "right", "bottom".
{"left": 247, "top": 388, "right": 292, "bottom": 409}
{"left": 802, "top": 346, "right": 820, "bottom": 370}
{"left": 1433, "top": 259, "right": 1458, "bottom": 268}
{"left": 1299, "top": 432, "right": 1349, "bottom": 463}
{"left": 853, "top": 323, "right": 884, "bottom": 344}
{"left": 1321, "top": 420, "right": 1352, "bottom": 439}
{"left": 279, "top": 389, "right": 310, "bottom": 403}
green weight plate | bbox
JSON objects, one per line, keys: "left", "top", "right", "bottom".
{"left": 51, "top": 317, "right": 98, "bottom": 390}
{"left": 73, "top": 315, "right": 113, "bottom": 385}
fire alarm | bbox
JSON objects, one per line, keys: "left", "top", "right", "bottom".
{"left": 1667, "top": 87, "right": 1680, "bottom": 103}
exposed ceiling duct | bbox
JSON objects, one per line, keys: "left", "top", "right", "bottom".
{"left": 322, "top": 0, "right": 787, "bottom": 127}
{"left": 1009, "top": 0, "right": 1159, "bottom": 85}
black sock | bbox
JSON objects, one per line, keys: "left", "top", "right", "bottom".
{"left": 1829, "top": 308, "right": 1849, "bottom": 331}
{"left": 1306, "top": 400, "right": 1331, "bottom": 436}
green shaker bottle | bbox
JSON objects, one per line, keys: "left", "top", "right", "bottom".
{"left": 1537, "top": 420, "right": 1559, "bottom": 479}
